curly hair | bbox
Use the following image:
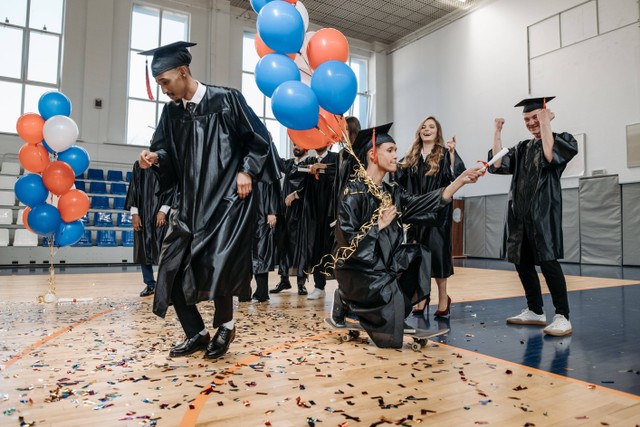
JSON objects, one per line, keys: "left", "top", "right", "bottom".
{"left": 400, "top": 116, "right": 446, "bottom": 176}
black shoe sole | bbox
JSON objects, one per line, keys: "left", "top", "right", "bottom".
{"left": 169, "top": 343, "right": 207, "bottom": 357}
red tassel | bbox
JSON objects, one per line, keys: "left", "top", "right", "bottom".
{"left": 372, "top": 128, "right": 377, "bottom": 164}
{"left": 542, "top": 97, "right": 547, "bottom": 109}
{"left": 145, "top": 59, "right": 154, "bottom": 101}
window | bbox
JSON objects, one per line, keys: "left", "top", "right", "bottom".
{"left": 0, "top": 0, "right": 65, "bottom": 133}
{"left": 127, "top": 4, "right": 189, "bottom": 146}
{"left": 241, "top": 32, "right": 370, "bottom": 157}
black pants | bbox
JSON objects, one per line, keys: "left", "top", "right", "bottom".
{"left": 514, "top": 232, "right": 569, "bottom": 319}
{"left": 313, "top": 269, "right": 326, "bottom": 290}
{"left": 141, "top": 264, "right": 155, "bottom": 287}
{"left": 171, "top": 282, "right": 233, "bottom": 338}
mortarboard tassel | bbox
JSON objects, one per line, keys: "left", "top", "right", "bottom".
{"left": 542, "top": 97, "right": 546, "bottom": 109}
{"left": 145, "top": 59, "right": 155, "bottom": 101}
{"left": 372, "top": 128, "right": 378, "bottom": 164}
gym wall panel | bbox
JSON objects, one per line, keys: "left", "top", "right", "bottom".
{"left": 622, "top": 183, "right": 640, "bottom": 266}
{"left": 560, "top": 188, "right": 580, "bottom": 263}
{"left": 464, "top": 197, "right": 486, "bottom": 258}
{"left": 485, "top": 194, "right": 508, "bottom": 259}
{"left": 579, "top": 175, "right": 622, "bottom": 265}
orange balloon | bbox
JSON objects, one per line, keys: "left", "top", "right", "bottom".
{"left": 42, "top": 161, "right": 75, "bottom": 196}
{"left": 18, "top": 143, "right": 50, "bottom": 173}
{"left": 58, "top": 189, "right": 90, "bottom": 222}
{"left": 318, "top": 109, "right": 346, "bottom": 144}
{"left": 283, "top": 0, "right": 297, "bottom": 4}
{"left": 16, "top": 113, "right": 45, "bottom": 145}
{"left": 255, "top": 33, "right": 296, "bottom": 59}
{"left": 288, "top": 127, "right": 332, "bottom": 150}
{"left": 306, "top": 28, "right": 349, "bottom": 70}
{"left": 22, "top": 207, "right": 33, "bottom": 233}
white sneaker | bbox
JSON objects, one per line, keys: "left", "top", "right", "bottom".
{"left": 506, "top": 309, "right": 546, "bottom": 325}
{"left": 307, "top": 288, "right": 326, "bottom": 300}
{"left": 544, "top": 314, "right": 572, "bottom": 336}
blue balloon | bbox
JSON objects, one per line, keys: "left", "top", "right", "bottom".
{"left": 310, "top": 60, "right": 358, "bottom": 115}
{"left": 250, "top": 0, "right": 272, "bottom": 13}
{"left": 255, "top": 53, "right": 301, "bottom": 98}
{"left": 42, "top": 140, "right": 56, "bottom": 154}
{"left": 54, "top": 220, "right": 85, "bottom": 247}
{"left": 58, "top": 145, "right": 90, "bottom": 177}
{"left": 14, "top": 174, "right": 49, "bottom": 207}
{"left": 38, "top": 91, "right": 72, "bottom": 120}
{"left": 28, "top": 204, "right": 62, "bottom": 236}
{"left": 257, "top": 1, "right": 304, "bottom": 54}
{"left": 271, "top": 81, "right": 319, "bottom": 130}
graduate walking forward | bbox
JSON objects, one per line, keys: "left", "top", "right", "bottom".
{"left": 124, "top": 161, "right": 174, "bottom": 297}
{"left": 489, "top": 96, "right": 577, "bottom": 337}
{"left": 138, "top": 41, "right": 278, "bottom": 359}
{"left": 332, "top": 123, "right": 481, "bottom": 348}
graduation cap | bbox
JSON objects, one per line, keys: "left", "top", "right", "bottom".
{"left": 352, "top": 122, "right": 394, "bottom": 165}
{"left": 138, "top": 41, "right": 196, "bottom": 100}
{"left": 514, "top": 96, "right": 555, "bottom": 113}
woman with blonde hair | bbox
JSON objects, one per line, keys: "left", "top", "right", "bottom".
{"left": 395, "top": 116, "right": 466, "bottom": 317}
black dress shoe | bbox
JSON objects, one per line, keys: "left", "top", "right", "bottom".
{"left": 204, "top": 326, "right": 236, "bottom": 359}
{"left": 297, "top": 284, "right": 308, "bottom": 295}
{"left": 252, "top": 292, "right": 269, "bottom": 302}
{"left": 140, "top": 286, "right": 155, "bottom": 297}
{"left": 269, "top": 280, "right": 292, "bottom": 294}
{"left": 169, "top": 333, "right": 210, "bottom": 357}
{"left": 238, "top": 295, "right": 251, "bottom": 302}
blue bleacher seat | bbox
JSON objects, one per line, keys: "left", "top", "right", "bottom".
{"left": 93, "top": 212, "right": 113, "bottom": 227}
{"left": 89, "top": 181, "right": 107, "bottom": 194}
{"left": 126, "top": 171, "right": 132, "bottom": 182}
{"left": 121, "top": 230, "right": 135, "bottom": 247}
{"left": 113, "top": 197, "right": 126, "bottom": 210}
{"left": 107, "top": 170, "right": 124, "bottom": 182}
{"left": 96, "top": 230, "right": 117, "bottom": 246}
{"left": 90, "top": 196, "right": 110, "bottom": 209}
{"left": 72, "top": 230, "right": 93, "bottom": 247}
{"left": 117, "top": 212, "right": 132, "bottom": 227}
{"left": 74, "top": 180, "right": 86, "bottom": 192}
{"left": 87, "top": 168, "right": 105, "bottom": 181}
{"left": 79, "top": 213, "right": 90, "bottom": 225}
{"left": 111, "top": 183, "right": 127, "bottom": 195}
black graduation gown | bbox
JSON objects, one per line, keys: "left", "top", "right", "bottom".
{"left": 252, "top": 179, "right": 282, "bottom": 274}
{"left": 334, "top": 179, "right": 449, "bottom": 348}
{"left": 149, "top": 85, "right": 278, "bottom": 318}
{"left": 124, "top": 161, "right": 174, "bottom": 265}
{"left": 395, "top": 152, "right": 466, "bottom": 278}
{"left": 298, "top": 151, "right": 338, "bottom": 275}
{"left": 277, "top": 156, "right": 311, "bottom": 277}
{"left": 488, "top": 132, "right": 578, "bottom": 264}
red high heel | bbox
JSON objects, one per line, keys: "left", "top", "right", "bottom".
{"left": 411, "top": 295, "right": 430, "bottom": 315}
{"left": 434, "top": 296, "right": 451, "bottom": 317}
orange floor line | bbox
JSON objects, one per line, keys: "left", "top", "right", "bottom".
{"left": 179, "top": 330, "right": 340, "bottom": 427}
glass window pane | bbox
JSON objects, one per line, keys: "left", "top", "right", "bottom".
{"left": 3, "top": 0, "right": 27, "bottom": 27}
{"left": 0, "top": 81, "right": 23, "bottom": 133}
{"left": 24, "top": 84, "right": 51, "bottom": 114}
{"left": 131, "top": 5, "right": 159, "bottom": 51}
{"left": 29, "top": 0, "right": 63, "bottom": 33}
{"left": 0, "top": 26, "right": 23, "bottom": 79}
{"left": 129, "top": 51, "right": 150, "bottom": 99}
{"left": 127, "top": 99, "right": 157, "bottom": 146}
{"left": 351, "top": 57, "right": 368, "bottom": 92}
{"left": 354, "top": 94, "right": 369, "bottom": 128}
{"left": 161, "top": 11, "right": 188, "bottom": 45}
{"left": 265, "top": 119, "right": 287, "bottom": 159}
{"left": 264, "top": 96, "right": 275, "bottom": 119}
{"left": 27, "top": 32, "right": 59, "bottom": 84}
{"left": 242, "top": 72, "right": 264, "bottom": 116}
{"left": 242, "top": 33, "right": 259, "bottom": 72}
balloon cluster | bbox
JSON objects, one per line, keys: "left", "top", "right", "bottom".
{"left": 252, "top": 0, "right": 355, "bottom": 149}
{"left": 14, "top": 92, "right": 91, "bottom": 247}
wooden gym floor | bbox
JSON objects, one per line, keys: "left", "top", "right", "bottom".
{"left": 1, "top": 263, "right": 639, "bottom": 426}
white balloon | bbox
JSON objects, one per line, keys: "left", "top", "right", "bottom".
{"left": 295, "top": 31, "right": 315, "bottom": 85}
{"left": 43, "top": 115, "right": 79, "bottom": 153}
{"left": 295, "top": 1, "right": 309, "bottom": 32}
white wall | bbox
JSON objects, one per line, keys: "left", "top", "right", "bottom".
{"left": 389, "top": 0, "right": 640, "bottom": 197}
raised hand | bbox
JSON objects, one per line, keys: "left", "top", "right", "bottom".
{"left": 495, "top": 118, "right": 505, "bottom": 132}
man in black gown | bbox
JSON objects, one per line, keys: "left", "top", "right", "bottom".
{"left": 271, "top": 145, "right": 310, "bottom": 294}
{"left": 138, "top": 41, "right": 278, "bottom": 359}
{"left": 333, "top": 123, "right": 481, "bottom": 348}
{"left": 125, "top": 160, "right": 174, "bottom": 297}
{"left": 489, "top": 97, "right": 577, "bottom": 337}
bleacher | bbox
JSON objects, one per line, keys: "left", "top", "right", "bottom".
{"left": 0, "top": 155, "right": 138, "bottom": 264}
